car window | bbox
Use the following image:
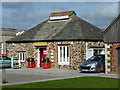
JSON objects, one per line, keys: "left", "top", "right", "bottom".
{"left": 2, "top": 56, "right": 11, "bottom": 60}
{"left": 88, "top": 55, "right": 104, "bottom": 61}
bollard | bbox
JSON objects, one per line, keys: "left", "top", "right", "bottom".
{"left": 11, "top": 56, "right": 14, "bottom": 70}
{"left": 2, "top": 69, "right": 8, "bottom": 84}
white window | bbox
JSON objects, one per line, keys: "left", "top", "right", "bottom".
{"left": 86, "top": 49, "right": 94, "bottom": 60}
{"left": 0, "top": 42, "right": 3, "bottom": 54}
{"left": 58, "top": 46, "right": 69, "bottom": 65}
{"left": 86, "top": 48, "right": 104, "bottom": 60}
{"left": 18, "top": 52, "right": 25, "bottom": 62}
{"left": 50, "top": 15, "right": 69, "bottom": 20}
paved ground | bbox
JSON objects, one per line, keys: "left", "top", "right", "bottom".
{"left": 0, "top": 68, "right": 119, "bottom": 86}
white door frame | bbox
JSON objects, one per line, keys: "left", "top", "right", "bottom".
{"left": 37, "top": 49, "right": 40, "bottom": 68}
{"left": 37, "top": 47, "right": 47, "bottom": 68}
{"left": 58, "top": 45, "right": 69, "bottom": 65}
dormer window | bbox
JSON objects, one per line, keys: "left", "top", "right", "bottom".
{"left": 50, "top": 15, "right": 69, "bottom": 21}
{"left": 49, "top": 11, "right": 76, "bottom": 21}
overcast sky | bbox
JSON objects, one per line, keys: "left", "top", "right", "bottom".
{"left": 1, "top": 2, "right": 119, "bottom": 30}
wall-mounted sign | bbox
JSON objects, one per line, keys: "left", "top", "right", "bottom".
{"left": 34, "top": 42, "right": 47, "bottom": 47}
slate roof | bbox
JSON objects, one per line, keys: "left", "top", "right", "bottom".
{"left": 0, "top": 28, "right": 17, "bottom": 36}
{"left": 103, "top": 14, "right": 120, "bottom": 43}
{"left": 7, "top": 11, "right": 103, "bottom": 43}
{"left": 104, "top": 14, "right": 120, "bottom": 33}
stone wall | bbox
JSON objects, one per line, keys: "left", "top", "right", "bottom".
{"left": 47, "top": 41, "right": 104, "bottom": 70}
{"left": 6, "top": 41, "right": 104, "bottom": 70}
{"left": 105, "top": 43, "right": 120, "bottom": 74}
{"left": 6, "top": 43, "right": 38, "bottom": 67}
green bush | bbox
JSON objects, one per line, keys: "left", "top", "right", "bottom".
{"left": 26, "top": 57, "right": 34, "bottom": 62}
{"left": 42, "top": 57, "right": 50, "bottom": 62}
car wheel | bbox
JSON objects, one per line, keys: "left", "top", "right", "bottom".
{"left": 96, "top": 66, "right": 101, "bottom": 73}
{"left": 101, "top": 65, "right": 105, "bottom": 73}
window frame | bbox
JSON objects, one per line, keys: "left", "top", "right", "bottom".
{"left": 0, "top": 42, "right": 3, "bottom": 54}
{"left": 18, "top": 52, "right": 25, "bottom": 62}
{"left": 58, "top": 45, "right": 70, "bottom": 65}
{"left": 86, "top": 48, "right": 104, "bottom": 60}
{"left": 93, "top": 49, "right": 103, "bottom": 56}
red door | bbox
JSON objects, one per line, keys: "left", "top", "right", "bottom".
{"left": 39, "top": 48, "right": 46, "bottom": 67}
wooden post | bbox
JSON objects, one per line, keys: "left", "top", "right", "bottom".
{"left": 18, "top": 57, "right": 21, "bottom": 68}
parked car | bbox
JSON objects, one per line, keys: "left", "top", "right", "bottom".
{"left": 0, "top": 54, "right": 11, "bottom": 68}
{"left": 80, "top": 55, "right": 105, "bottom": 73}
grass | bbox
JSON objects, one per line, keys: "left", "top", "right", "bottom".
{"left": 2, "top": 76, "right": 119, "bottom": 88}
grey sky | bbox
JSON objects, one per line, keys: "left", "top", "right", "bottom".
{"left": 1, "top": 2, "right": 119, "bottom": 30}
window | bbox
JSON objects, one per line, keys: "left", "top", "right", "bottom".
{"left": 0, "top": 42, "right": 3, "bottom": 54}
{"left": 58, "top": 46, "right": 69, "bottom": 65}
{"left": 94, "top": 49, "right": 103, "bottom": 56}
{"left": 18, "top": 52, "right": 25, "bottom": 62}
{"left": 86, "top": 49, "right": 94, "bottom": 60}
{"left": 86, "top": 48, "right": 104, "bottom": 60}
{"left": 87, "top": 55, "right": 105, "bottom": 61}
{"left": 50, "top": 15, "right": 69, "bottom": 21}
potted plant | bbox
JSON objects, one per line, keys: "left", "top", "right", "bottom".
{"left": 26, "top": 57, "right": 36, "bottom": 68}
{"left": 42, "top": 57, "right": 50, "bottom": 62}
{"left": 42, "top": 57, "right": 51, "bottom": 69}
{"left": 27, "top": 57, "right": 34, "bottom": 62}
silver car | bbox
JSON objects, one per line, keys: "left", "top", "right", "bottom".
{"left": 0, "top": 54, "right": 11, "bottom": 68}
{"left": 80, "top": 55, "right": 105, "bottom": 73}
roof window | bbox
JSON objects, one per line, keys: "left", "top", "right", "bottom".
{"left": 49, "top": 11, "right": 76, "bottom": 21}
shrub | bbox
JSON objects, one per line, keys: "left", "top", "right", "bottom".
{"left": 27, "top": 57, "right": 34, "bottom": 62}
{"left": 42, "top": 57, "right": 50, "bottom": 62}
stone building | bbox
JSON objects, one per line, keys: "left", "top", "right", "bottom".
{"left": 6, "top": 11, "right": 104, "bottom": 70}
{"left": 0, "top": 28, "right": 17, "bottom": 54}
{"left": 104, "top": 15, "right": 120, "bottom": 74}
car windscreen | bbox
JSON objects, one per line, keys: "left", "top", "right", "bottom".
{"left": 87, "top": 55, "right": 104, "bottom": 61}
{"left": 2, "top": 56, "right": 11, "bottom": 60}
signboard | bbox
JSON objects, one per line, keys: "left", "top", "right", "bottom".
{"left": 34, "top": 42, "right": 47, "bottom": 47}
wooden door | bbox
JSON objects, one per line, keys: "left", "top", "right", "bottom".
{"left": 40, "top": 48, "right": 46, "bottom": 67}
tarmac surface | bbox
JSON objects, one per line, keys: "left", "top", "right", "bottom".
{"left": 0, "top": 68, "right": 119, "bottom": 86}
